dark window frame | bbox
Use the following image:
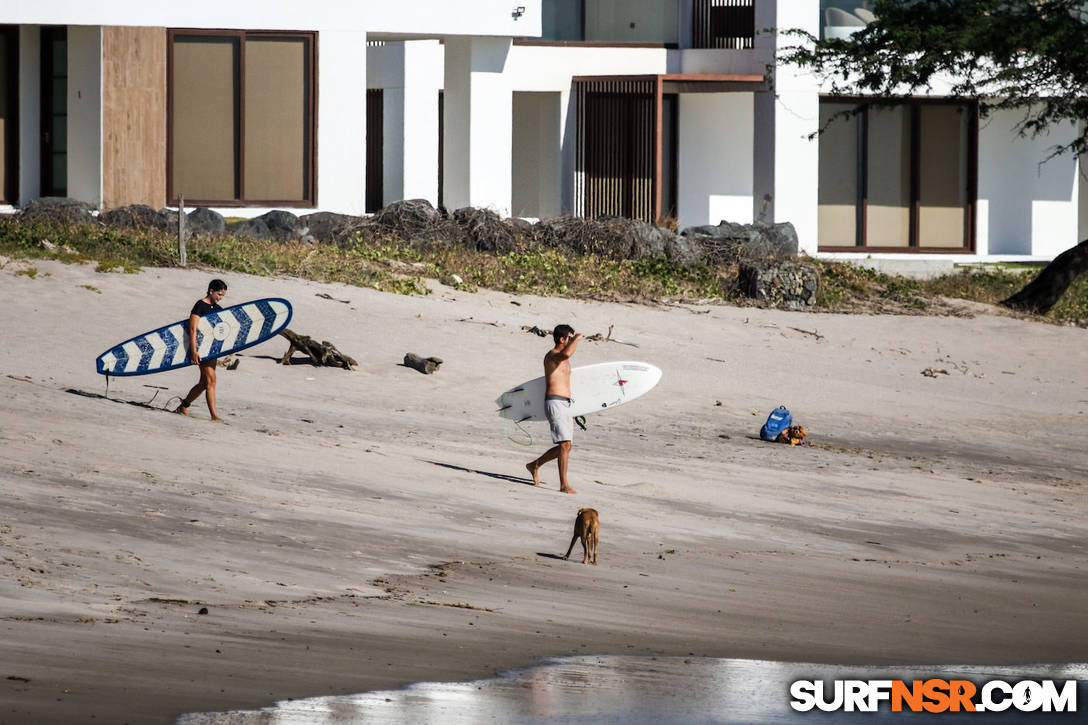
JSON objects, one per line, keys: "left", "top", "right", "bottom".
{"left": 166, "top": 28, "right": 318, "bottom": 208}
{"left": 40, "top": 26, "right": 67, "bottom": 198}
{"left": 818, "top": 96, "right": 978, "bottom": 254}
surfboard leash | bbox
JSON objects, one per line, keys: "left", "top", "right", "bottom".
{"left": 507, "top": 418, "right": 533, "bottom": 447}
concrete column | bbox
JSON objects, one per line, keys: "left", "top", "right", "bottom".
{"left": 559, "top": 88, "right": 575, "bottom": 215}
{"left": 67, "top": 25, "right": 102, "bottom": 207}
{"left": 18, "top": 25, "right": 40, "bottom": 205}
{"left": 442, "top": 36, "right": 512, "bottom": 214}
{"left": 753, "top": 1, "right": 820, "bottom": 253}
{"left": 381, "top": 40, "right": 442, "bottom": 206}
{"left": 318, "top": 30, "right": 367, "bottom": 215}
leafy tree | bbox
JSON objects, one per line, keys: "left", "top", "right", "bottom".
{"left": 779, "top": 0, "right": 1088, "bottom": 314}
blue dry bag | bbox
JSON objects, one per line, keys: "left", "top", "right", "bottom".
{"left": 760, "top": 406, "right": 792, "bottom": 441}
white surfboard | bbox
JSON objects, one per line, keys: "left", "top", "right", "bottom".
{"left": 496, "top": 361, "right": 662, "bottom": 422}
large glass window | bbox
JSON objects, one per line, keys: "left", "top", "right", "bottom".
{"left": 818, "top": 99, "right": 975, "bottom": 251}
{"left": 537, "top": 0, "right": 679, "bottom": 44}
{"left": 168, "top": 31, "right": 315, "bottom": 206}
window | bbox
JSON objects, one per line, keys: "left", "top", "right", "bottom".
{"left": 818, "top": 99, "right": 976, "bottom": 251}
{"left": 168, "top": 30, "right": 315, "bottom": 206}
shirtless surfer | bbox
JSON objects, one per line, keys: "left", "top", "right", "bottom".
{"left": 526, "top": 324, "right": 583, "bottom": 494}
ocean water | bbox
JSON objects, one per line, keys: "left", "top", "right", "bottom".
{"left": 179, "top": 657, "right": 1088, "bottom": 724}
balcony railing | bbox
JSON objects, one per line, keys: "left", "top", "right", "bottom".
{"left": 692, "top": 0, "right": 755, "bottom": 49}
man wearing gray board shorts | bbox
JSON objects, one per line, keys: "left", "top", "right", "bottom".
{"left": 526, "top": 324, "right": 583, "bottom": 494}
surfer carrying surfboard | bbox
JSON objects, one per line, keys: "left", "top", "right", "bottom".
{"left": 176, "top": 279, "right": 228, "bottom": 422}
{"left": 526, "top": 324, "right": 583, "bottom": 494}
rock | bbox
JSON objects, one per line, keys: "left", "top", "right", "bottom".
{"left": 681, "top": 220, "right": 799, "bottom": 264}
{"left": 160, "top": 207, "right": 180, "bottom": 230}
{"left": 452, "top": 207, "right": 518, "bottom": 253}
{"left": 256, "top": 210, "right": 306, "bottom": 242}
{"left": 99, "top": 204, "right": 170, "bottom": 231}
{"left": 630, "top": 220, "right": 672, "bottom": 259}
{"left": 186, "top": 207, "right": 226, "bottom": 236}
{"left": 18, "top": 197, "right": 95, "bottom": 225}
{"left": 738, "top": 260, "right": 819, "bottom": 308}
{"left": 227, "top": 216, "right": 271, "bottom": 240}
{"left": 300, "top": 211, "right": 365, "bottom": 244}
{"left": 370, "top": 199, "right": 441, "bottom": 234}
{"left": 665, "top": 234, "right": 705, "bottom": 267}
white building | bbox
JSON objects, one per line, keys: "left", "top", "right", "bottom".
{"left": 0, "top": 0, "right": 1082, "bottom": 262}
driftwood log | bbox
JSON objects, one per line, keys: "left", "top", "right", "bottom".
{"left": 279, "top": 328, "right": 357, "bottom": 369}
{"left": 403, "top": 353, "right": 443, "bottom": 374}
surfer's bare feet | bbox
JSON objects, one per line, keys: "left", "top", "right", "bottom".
{"left": 210, "top": 416, "right": 226, "bottom": 423}
{"left": 526, "top": 462, "right": 541, "bottom": 485}
{"left": 175, "top": 405, "right": 191, "bottom": 416}
{"left": 560, "top": 486, "right": 577, "bottom": 494}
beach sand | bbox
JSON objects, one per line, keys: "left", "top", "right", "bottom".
{"left": 1, "top": 257, "right": 1085, "bottom": 723}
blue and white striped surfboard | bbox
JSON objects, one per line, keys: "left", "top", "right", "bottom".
{"left": 95, "top": 298, "right": 293, "bottom": 376}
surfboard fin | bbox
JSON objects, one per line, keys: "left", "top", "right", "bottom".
{"left": 575, "top": 415, "right": 587, "bottom": 431}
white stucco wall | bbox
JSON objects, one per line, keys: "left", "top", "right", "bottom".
{"left": 978, "top": 110, "right": 1079, "bottom": 258}
{"left": 505, "top": 45, "right": 669, "bottom": 89}
{"left": 67, "top": 25, "right": 101, "bottom": 207}
{"left": 754, "top": 1, "right": 820, "bottom": 253}
{"left": 677, "top": 93, "right": 754, "bottom": 226}
{"left": 374, "top": 41, "right": 443, "bottom": 207}
{"left": 3, "top": 0, "right": 540, "bottom": 38}
{"left": 317, "top": 31, "right": 367, "bottom": 215}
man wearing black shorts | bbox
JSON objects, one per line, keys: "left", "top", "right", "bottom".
{"left": 176, "top": 279, "right": 227, "bottom": 421}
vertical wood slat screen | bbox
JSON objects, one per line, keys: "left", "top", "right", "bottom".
{"left": 692, "top": 0, "right": 755, "bottom": 49}
{"left": 574, "top": 79, "right": 656, "bottom": 223}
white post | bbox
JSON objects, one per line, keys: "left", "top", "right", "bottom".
{"left": 442, "top": 36, "right": 513, "bottom": 215}
{"left": 177, "top": 195, "right": 186, "bottom": 267}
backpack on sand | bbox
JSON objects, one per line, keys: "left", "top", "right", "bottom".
{"left": 760, "top": 406, "right": 792, "bottom": 442}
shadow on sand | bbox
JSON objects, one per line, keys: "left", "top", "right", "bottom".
{"left": 426, "top": 460, "right": 535, "bottom": 487}
{"left": 67, "top": 386, "right": 175, "bottom": 412}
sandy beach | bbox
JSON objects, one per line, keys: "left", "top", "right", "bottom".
{"left": 1, "top": 256, "right": 1086, "bottom": 723}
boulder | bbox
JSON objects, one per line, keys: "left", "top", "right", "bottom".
{"left": 256, "top": 210, "right": 306, "bottom": 242}
{"left": 738, "top": 260, "right": 819, "bottom": 309}
{"left": 19, "top": 197, "right": 95, "bottom": 225}
{"left": 99, "top": 204, "right": 170, "bottom": 231}
{"left": 160, "top": 207, "right": 180, "bottom": 231}
{"left": 369, "top": 199, "right": 443, "bottom": 237}
{"left": 665, "top": 234, "right": 705, "bottom": 267}
{"left": 453, "top": 207, "right": 519, "bottom": 253}
{"left": 227, "top": 216, "right": 271, "bottom": 240}
{"left": 186, "top": 207, "right": 227, "bottom": 236}
{"left": 681, "top": 220, "right": 799, "bottom": 264}
{"left": 629, "top": 220, "right": 672, "bottom": 259}
{"left": 300, "top": 211, "right": 365, "bottom": 244}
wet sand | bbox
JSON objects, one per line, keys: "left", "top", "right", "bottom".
{"left": 1, "top": 258, "right": 1086, "bottom": 723}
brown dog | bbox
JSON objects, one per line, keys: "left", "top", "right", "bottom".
{"left": 563, "top": 508, "right": 599, "bottom": 564}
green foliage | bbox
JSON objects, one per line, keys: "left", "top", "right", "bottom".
{"left": 15, "top": 267, "right": 38, "bottom": 278}
{"left": 2, "top": 215, "right": 1086, "bottom": 322}
{"left": 779, "top": 0, "right": 1088, "bottom": 159}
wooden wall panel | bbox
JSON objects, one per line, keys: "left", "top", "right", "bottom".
{"left": 102, "top": 26, "right": 166, "bottom": 209}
